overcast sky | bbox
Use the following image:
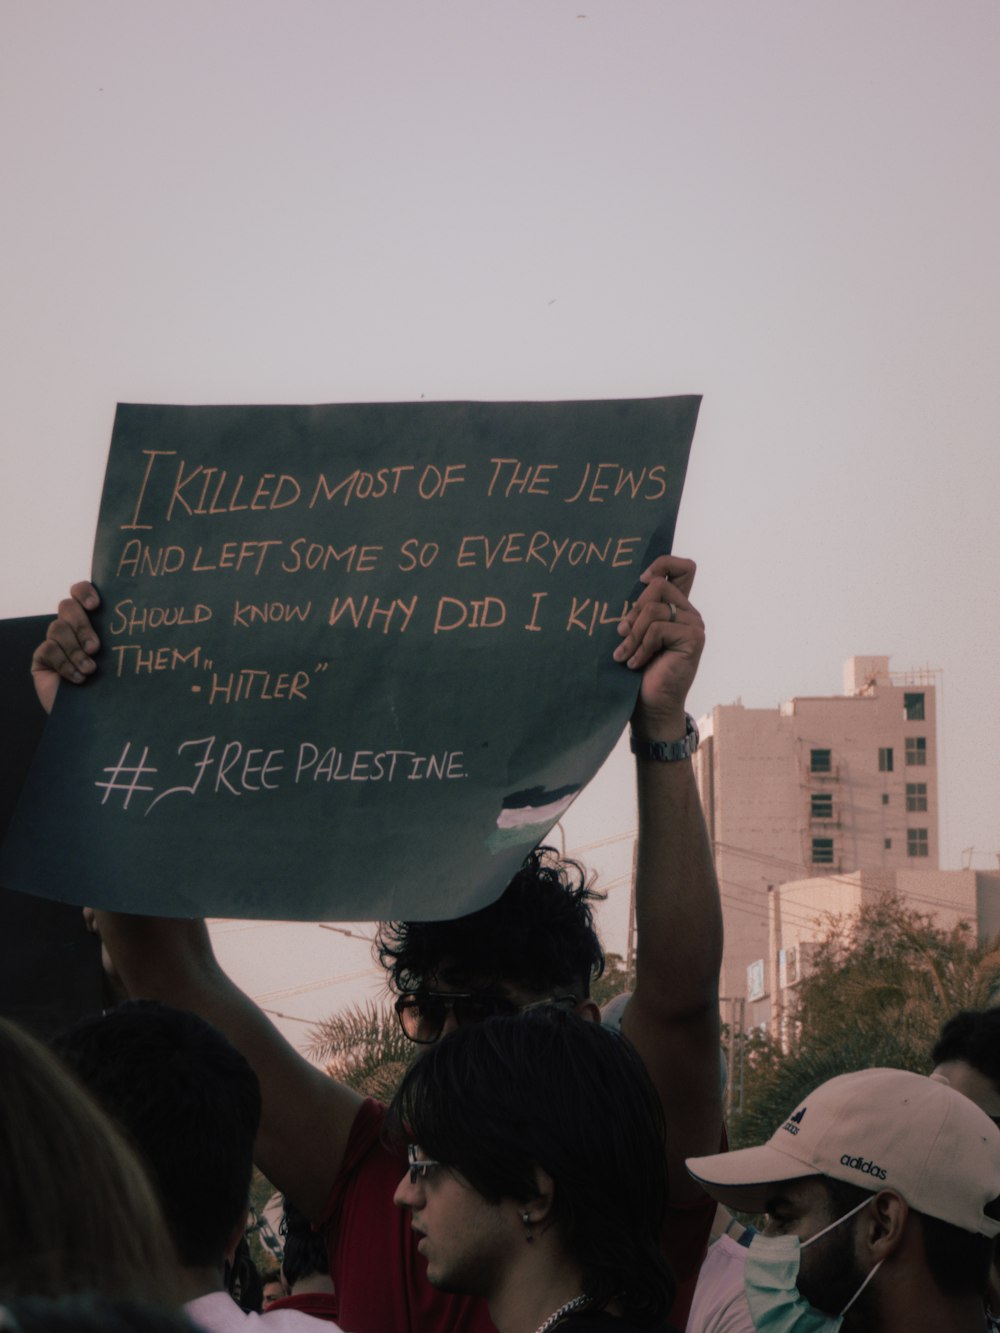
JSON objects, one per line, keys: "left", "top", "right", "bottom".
{"left": 4, "top": 1, "right": 998, "bottom": 1040}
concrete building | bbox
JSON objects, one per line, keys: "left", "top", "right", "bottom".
{"left": 692, "top": 656, "right": 940, "bottom": 1025}
{"left": 768, "top": 868, "right": 1000, "bottom": 1046}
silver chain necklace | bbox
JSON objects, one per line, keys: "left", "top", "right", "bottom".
{"left": 533, "top": 1294, "right": 588, "bottom": 1333}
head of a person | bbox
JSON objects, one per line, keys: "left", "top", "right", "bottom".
{"left": 377, "top": 846, "right": 606, "bottom": 1045}
{"left": 53, "top": 1000, "right": 263, "bottom": 1272}
{"left": 931, "top": 1005, "right": 1000, "bottom": 1119}
{"left": 260, "top": 1268, "right": 286, "bottom": 1310}
{"left": 279, "top": 1199, "right": 330, "bottom": 1291}
{"left": 387, "top": 1008, "right": 674, "bottom": 1326}
{"left": 0, "top": 1018, "right": 179, "bottom": 1304}
{"left": 687, "top": 1068, "right": 1000, "bottom": 1328}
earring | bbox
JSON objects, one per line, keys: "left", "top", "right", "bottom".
{"left": 521, "top": 1211, "right": 534, "bottom": 1242}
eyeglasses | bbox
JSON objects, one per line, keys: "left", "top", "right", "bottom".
{"left": 393, "top": 989, "right": 578, "bottom": 1044}
{"left": 407, "top": 1143, "right": 441, "bottom": 1184}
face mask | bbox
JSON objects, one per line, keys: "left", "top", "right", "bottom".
{"left": 744, "top": 1196, "right": 884, "bottom": 1333}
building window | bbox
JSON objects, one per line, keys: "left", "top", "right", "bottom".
{"left": 812, "top": 838, "right": 835, "bottom": 864}
{"left": 878, "top": 747, "right": 894, "bottom": 772}
{"left": 884, "top": 838, "right": 892, "bottom": 849}
{"left": 906, "top": 737, "right": 927, "bottom": 766}
{"left": 811, "top": 793, "right": 833, "bottom": 819}
{"left": 906, "top": 783, "right": 928, "bottom": 812}
{"left": 904, "top": 692, "right": 925, "bottom": 721}
{"left": 907, "top": 828, "right": 929, "bottom": 857}
{"left": 882, "top": 793, "right": 890, "bottom": 805}
{"left": 810, "top": 749, "right": 832, "bottom": 774}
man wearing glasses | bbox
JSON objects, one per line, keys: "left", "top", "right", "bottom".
{"left": 389, "top": 1010, "right": 682, "bottom": 1333}
{"left": 34, "top": 553, "right": 723, "bottom": 1333}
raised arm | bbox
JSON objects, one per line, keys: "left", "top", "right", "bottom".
{"left": 613, "top": 555, "right": 723, "bottom": 1205}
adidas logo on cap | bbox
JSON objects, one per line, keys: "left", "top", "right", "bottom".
{"left": 782, "top": 1106, "right": 806, "bottom": 1137}
{"left": 840, "top": 1154, "right": 888, "bottom": 1181}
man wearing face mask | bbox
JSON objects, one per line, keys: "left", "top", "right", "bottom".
{"left": 686, "top": 1067, "right": 1000, "bottom": 1333}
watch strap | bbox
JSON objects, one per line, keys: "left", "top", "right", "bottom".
{"left": 629, "top": 713, "right": 699, "bottom": 762}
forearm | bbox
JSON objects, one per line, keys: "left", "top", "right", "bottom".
{"left": 624, "top": 743, "right": 724, "bottom": 1201}
{"left": 632, "top": 752, "right": 722, "bottom": 1022}
{"left": 94, "top": 911, "right": 219, "bottom": 1001}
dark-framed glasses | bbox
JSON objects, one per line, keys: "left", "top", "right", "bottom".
{"left": 393, "top": 989, "right": 578, "bottom": 1044}
{"left": 407, "top": 1143, "right": 441, "bottom": 1184}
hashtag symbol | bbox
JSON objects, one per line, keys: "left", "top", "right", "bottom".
{"left": 95, "top": 743, "right": 159, "bottom": 810}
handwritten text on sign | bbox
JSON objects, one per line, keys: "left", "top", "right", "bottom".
{"left": 2, "top": 399, "right": 698, "bottom": 918}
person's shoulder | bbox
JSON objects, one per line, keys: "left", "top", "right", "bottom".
{"left": 185, "top": 1292, "right": 338, "bottom": 1332}
{"left": 264, "top": 1292, "right": 340, "bottom": 1324}
{"left": 699, "top": 1232, "right": 751, "bottom": 1272}
{"left": 253, "top": 1310, "right": 340, "bottom": 1329}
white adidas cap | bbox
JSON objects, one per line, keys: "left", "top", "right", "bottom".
{"left": 686, "top": 1067, "right": 1000, "bottom": 1237}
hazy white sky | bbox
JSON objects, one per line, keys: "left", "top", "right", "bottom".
{"left": 4, "top": 1, "right": 999, "bottom": 1041}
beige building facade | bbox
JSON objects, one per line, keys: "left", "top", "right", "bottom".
{"left": 769, "top": 868, "right": 1000, "bottom": 1044}
{"left": 692, "top": 656, "right": 940, "bottom": 1025}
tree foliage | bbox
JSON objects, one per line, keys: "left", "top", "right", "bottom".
{"left": 730, "top": 894, "right": 1000, "bottom": 1149}
{"left": 305, "top": 1000, "right": 414, "bottom": 1101}
{"left": 592, "top": 949, "right": 633, "bottom": 1009}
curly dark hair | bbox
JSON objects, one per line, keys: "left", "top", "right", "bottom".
{"left": 375, "top": 846, "right": 606, "bottom": 997}
{"left": 386, "top": 1009, "right": 674, "bottom": 1326}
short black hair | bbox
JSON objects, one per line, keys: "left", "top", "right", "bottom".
{"left": 280, "top": 1199, "right": 329, "bottom": 1288}
{"left": 376, "top": 846, "right": 605, "bottom": 997}
{"left": 821, "top": 1178, "right": 993, "bottom": 1301}
{"left": 386, "top": 1009, "right": 673, "bottom": 1325}
{"left": 932, "top": 1007, "right": 1000, "bottom": 1093}
{"left": 53, "top": 1001, "right": 262, "bottom": 1269}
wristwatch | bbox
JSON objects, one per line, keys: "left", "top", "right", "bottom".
{"left": 629, "top": 713, "right": 700, "bottom": 763}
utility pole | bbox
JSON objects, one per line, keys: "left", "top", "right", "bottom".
{"left": 625, "top": 838, "right": 638, "bottom": 990}
{"left": 768, "top": 883, "right": 784, "bottom": 1049}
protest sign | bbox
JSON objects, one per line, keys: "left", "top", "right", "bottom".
{"left": 0, "top": 615, "right": 104, "bottom": 1032}
{"left": 1, "top": 397, "right": 699, "bottom": 919}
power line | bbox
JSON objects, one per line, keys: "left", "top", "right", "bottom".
{"left": 252, "top": 966, "right": 382, "bottom": 1005}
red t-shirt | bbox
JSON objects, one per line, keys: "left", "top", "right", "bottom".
{"left": 320, "top": 1099, "right": 715, "bottom": 1333}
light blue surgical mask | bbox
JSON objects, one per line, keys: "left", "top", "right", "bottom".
{"left": 744, "top": 1196, "right": 883, "bottom": 1332}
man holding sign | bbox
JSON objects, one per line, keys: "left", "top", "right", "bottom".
{"left": 32, "top": 551, "right": 721, "bottom": 1332}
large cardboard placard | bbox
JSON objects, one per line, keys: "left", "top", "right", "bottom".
{"left": 0, "top": 616, "right": 103, "bottom": 1032}
{"left": 2, "top": 398, "right": 698, "bottom": 919}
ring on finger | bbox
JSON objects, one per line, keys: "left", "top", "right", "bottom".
{"left": 666, "top": 602, "right": 677, "bottom": 623}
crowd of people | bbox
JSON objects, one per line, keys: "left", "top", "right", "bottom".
{"left": 3, "top": 554, "right": 1000, "bottom": 1333}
